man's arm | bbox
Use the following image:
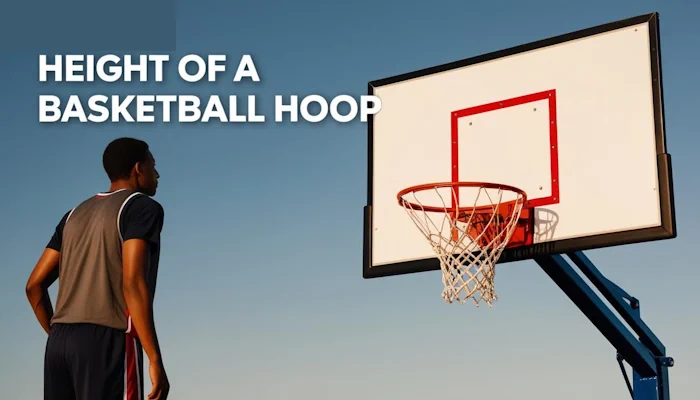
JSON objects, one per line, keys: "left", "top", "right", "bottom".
{"left": 25, "top": 248, "right": 60, "bottom": 334}
{"left": 120, "top": 196, "right": 169, "bottom": 399}
{"left": 122, "top": 238, "right": 162, "bottom": 363}
{"left": 122, "top": 234, "right": 171, "bottom": 400}
{"left": 26, "top": 210, "right": 69, "bottom": 334}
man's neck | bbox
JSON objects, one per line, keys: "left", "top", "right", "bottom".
{"left": 108, "top": 180, "right": 138, "bottom": 193}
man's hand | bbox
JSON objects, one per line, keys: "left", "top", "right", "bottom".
{"left": 148, "top": 358, "right": 170, "bottom": 399}
{"left": 26, "top": 248, "right": 60, "bottom": 334}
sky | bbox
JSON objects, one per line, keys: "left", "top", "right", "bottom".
{"left": 1, "top": 0, "right": 699, "bottom": 399}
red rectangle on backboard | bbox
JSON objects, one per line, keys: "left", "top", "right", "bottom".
{"left": 451, "top": 89, "right": 560, "bottom": 209}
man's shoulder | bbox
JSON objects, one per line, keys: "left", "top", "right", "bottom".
{"left": 120, "top": 194, "right": 165, "bottom": 243}
{"left": 120, "top": 193, "right": 165, "bottom": 235}
{"left": 125, "top": 193, "right": 164, "bottom": 216}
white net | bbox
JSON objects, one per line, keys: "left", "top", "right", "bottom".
{"left": 399, "top": 183, "right": 526, "bottom": 307}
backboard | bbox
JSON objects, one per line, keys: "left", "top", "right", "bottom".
{"left": 363, "top": 12, "right": 675, "bottom": 279}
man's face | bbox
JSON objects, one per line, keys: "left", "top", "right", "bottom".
{"left": 137, "top": 151, "right": 160, "bottom": 196}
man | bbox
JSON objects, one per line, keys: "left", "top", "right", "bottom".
{"left": 25, "top": 137, "right": 170, "bottom": 400}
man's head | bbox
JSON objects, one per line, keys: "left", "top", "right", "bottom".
{"left": 103, "top": 137, "right": 160, "bottom": 196}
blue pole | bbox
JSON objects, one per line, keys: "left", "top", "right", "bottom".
{"left": 533, "top": 252, "right": 673, "bottom": 399}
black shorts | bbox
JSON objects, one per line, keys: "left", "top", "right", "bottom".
{"left": 44, "top": 323, "right": 144, "bottom": 400}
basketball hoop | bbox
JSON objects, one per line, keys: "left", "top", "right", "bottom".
{"left": 397, "top": 182, "right": 528, "bottom": 307}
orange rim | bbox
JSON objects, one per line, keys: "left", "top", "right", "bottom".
{"left": 397, "top": 181, "right": 528, "bottom": 214}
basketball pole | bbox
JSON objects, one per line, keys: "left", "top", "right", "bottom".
{"left": 534, "top": 251, "right": 673, "bottom": 400}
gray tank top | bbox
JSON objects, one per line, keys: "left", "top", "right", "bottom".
{"left": 51, "top": 189, "right": 147, "bottom": 331}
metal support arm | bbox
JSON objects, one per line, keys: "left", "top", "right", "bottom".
{"left": 534, "top": 251, "right": 672, "bottom": 400}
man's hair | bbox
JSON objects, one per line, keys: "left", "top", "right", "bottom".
{"left": 102, "top": 137, "right": 150, "bottom": 181}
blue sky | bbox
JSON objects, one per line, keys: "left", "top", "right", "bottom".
{"left": 2, "top": 0, "right": 699, "bottom": 399}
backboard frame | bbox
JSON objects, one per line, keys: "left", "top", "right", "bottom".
{"left": 363, "top": 12, "right": 675, "bottom": 279}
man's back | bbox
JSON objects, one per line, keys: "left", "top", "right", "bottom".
{"left": 52, "top": 189, "right": 143, "bottom": 331}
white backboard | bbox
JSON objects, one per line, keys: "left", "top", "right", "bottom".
{"left": 363, "top": 13, "right": 675, "bottom": 278}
